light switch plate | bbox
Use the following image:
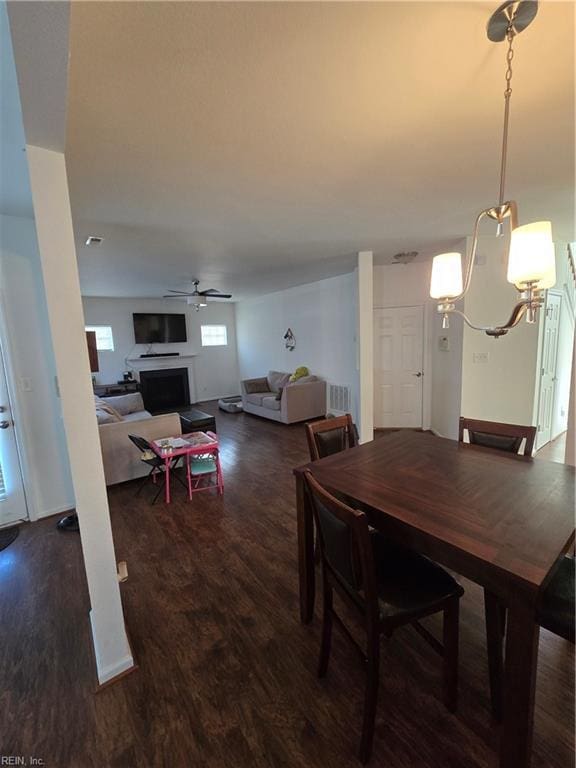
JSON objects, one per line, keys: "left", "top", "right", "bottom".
{"left": 439, "top": 336, "right": 450, "bottom": 352}
{"left": 473, "top": 352, "right": 489, "bottom": 364}
{"left": 21, "top": 377, "right": 32, "bottom": 392}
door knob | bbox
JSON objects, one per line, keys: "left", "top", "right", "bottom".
{"left": 412, "top": 372, "right": 422, "bottom": 377}
{"left": 0, "top": 420, "right": 10, "bottom": 429}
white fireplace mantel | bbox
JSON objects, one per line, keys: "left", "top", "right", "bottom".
{"left": 127, "top": 354, "right": 197, "bottom": 371}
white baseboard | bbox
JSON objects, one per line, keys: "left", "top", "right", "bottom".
{"left": 90, "top": 610, "right": 135, "bottom": 685}
{"left": 33, "top": 502, "right": 75, "bottom": 521}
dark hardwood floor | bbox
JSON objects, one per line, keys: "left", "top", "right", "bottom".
{"left": 0, "top": 403, "right": 573, "bottom": 767}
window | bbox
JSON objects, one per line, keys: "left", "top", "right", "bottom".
{"left": 85, "top": 325, "right": 115, "bottom": 351}
{"left": 201, "top": 325, "right": 228, "bottom": 347}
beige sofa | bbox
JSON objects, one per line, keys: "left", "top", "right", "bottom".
{"left": 241, "top": 370, "right": 326, "bottom": 424}
{"left": 95, "top": 393, "right": 181, "bottom": 485}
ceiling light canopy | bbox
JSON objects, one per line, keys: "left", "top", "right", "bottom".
{"left": 430, "top": 0, "right": 555, "bottom": 338}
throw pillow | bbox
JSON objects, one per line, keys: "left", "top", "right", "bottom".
{"left": 244, "top": 377, "right": 271, "bottom": 394}
{"left": 293, "top": 375, "right": 317, "bottom": 385}
{"left": 95, "top": 400, "right": 123, "bottom": 422}
{"left": 267, "top": 370, "right": 290, "bottom": 393}
{"left": 289, "top": 366, "right": 309, "bottom": 383}
{"left": 95, "top": 406, "right": 122, "bottom": 424}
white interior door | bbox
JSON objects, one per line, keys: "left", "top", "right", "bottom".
{"left": 536, "top": 293, "right": 561, "bottom": 450}
{"left": 374, "top": 306, "right": 424, "bottom": 428}
{"left": 0, "top": 342, "right": 27, "bottom": 526}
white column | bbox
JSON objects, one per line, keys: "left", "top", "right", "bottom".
{"left": 357, "top": 251, "right": 374, "bottom": 443}
{"left": 26, "top": 145, "right": 133, "bottom": 685}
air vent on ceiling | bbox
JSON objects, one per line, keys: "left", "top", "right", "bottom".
{"left": 85, "top": 235, "right": 104, "bottom": 246}
{"left": 392, "top": 250, "right": 418, "bottom": 265}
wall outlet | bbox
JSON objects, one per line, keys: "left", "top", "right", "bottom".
{"left": 473, "top": 352, "right": 489, "bottom": 364}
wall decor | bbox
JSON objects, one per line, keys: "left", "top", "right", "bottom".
{"left": 284, "top": 328, "right": 296, "bottom": 351}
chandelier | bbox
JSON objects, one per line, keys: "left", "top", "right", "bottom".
{"left": 429, "top": 0, "right": 555, "bottom": 338}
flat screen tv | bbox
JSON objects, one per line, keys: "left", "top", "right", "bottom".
{"left": 133, "top": 313, "right": 187, "bottom": 344}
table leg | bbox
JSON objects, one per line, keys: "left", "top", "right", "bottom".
{"left": 187, "top": 454, "right": 192, "bottom": 500}
{"left": 165, "top": 456, "right": 171, "bottom": 504}
{"left": 296, "top": 473, "right": 315, "bottom": 624}
{"left": 484, "top": 589, "right": 504, "bottom": 722}
{"left": 217, "top": 453, "right": 224, "bottom": 495}
{"left": 499, "top": 603, "right": 539, "bottom": 768}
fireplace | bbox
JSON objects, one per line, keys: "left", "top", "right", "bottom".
{"left": 139, "top": 368, "right": 190, "bottom": 413}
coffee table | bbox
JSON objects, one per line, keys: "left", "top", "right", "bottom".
{"left": 178, "top": 407, "right": 216, "bottom": 434}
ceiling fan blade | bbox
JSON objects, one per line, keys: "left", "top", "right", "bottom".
{"left": 199, "top": 289, "right": 232, "bottom": 297}
{"left": 166, "top": 289, "right": 193, "bottom": 295}
{"left": 163, "top": 294, "right": 187, "bottom": 298}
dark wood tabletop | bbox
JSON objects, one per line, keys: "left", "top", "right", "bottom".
{"left": 294, "top": 430, "right": 575, "bottom": 768}
{"left": 298, "top": 430, "right": 575, "bottom": 600}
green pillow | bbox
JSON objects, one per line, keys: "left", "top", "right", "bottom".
{"left": 289, "top": 366, "right": 309, "bottom": 383}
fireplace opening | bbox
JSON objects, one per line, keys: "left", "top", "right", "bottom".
{"left": 139, "top": 368, "right": 190, "bottom": 413}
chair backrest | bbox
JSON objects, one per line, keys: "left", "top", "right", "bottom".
{"left": 305, "top": 414, "right": 358, "bottom": 462}
{"left": 458, "top": 417, "right": 536, "bottom": 457}
{"left": 128, "top": 434, "right": 153, "bottom": 453}
{"left": 302, "top": 470, "right": 379, "bottom": 621}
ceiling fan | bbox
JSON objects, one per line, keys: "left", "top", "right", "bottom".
{"left": 163, "top": 280, "right": 232, "bottom": 311}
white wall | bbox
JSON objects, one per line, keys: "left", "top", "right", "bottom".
{"left": 373, "top": 255, "right": 465, "bottom": 439}
{"left": 0, "top": 215, "right": 74, "bottom": 519}
{"left": 357, "top": 252, "right": 373, "bottom": 442}
{"left": 82, "top": 297, "right": 240, "bottom": 403}
{"left": 236, "top": 272, "right": 359, "bottom": 422}
{"left": 461, "top": 236, "right": 541, "bottom": 425}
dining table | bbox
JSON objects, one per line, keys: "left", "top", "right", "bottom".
{"left": 294, "top": 430, "right": 575, "bottom": 768}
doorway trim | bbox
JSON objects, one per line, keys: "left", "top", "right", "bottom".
{"left": 0, "top": 269, "right": 30, "bottom": 522}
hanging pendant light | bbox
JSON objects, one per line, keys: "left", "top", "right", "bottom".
{"left": 429, "top": 0, "right": 555, "bottom": 338}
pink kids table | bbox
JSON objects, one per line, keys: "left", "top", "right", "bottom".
{"left": 152, "top": 431, "right": 223, "bottom": 504}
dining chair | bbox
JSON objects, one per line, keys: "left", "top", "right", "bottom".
{"left": 458, "top": 417, "right": 536, "bottom": 457}
{"left": 303, "top": 470, "right": 464, "bottom": 763}
{"left": 305, "top": 414, "right": 358, "bottom": 462}
{"left": 128, "top": 434, "right": 187, "bottom": 503}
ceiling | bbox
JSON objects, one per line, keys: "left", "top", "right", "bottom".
{"left": 34, "top": 3, "right": 576, "bottom": 298}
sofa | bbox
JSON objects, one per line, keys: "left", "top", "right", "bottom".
{"left": 241, "top": 370, "right": 326, "bottom": 424}
{"left": 95, "top": 393, "right": 181, "bottom": 486}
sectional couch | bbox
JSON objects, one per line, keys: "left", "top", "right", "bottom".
{"left": 95, "top": 392, "right": 181, "bottom": 485}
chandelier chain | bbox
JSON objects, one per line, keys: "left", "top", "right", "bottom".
{"left": 498, "top": 25, "right": 516, "bottom": 209}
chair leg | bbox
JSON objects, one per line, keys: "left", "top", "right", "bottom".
{"left": 484, "top": 589, "right": 504, "bottom": 722}
{"left": 359, "top": 630, "right": 380, "bottom": 764}
{"left": 152, "top": 472, "right": 167, "bottom": 504}
{"left": 318, "top": 583, "right": 333, "bottom": 678}
{"left": 135, "top": 468, "right": 154, "bottom": 496}
{"left": 442, "top": 596, "right": 460, "bottom": 712}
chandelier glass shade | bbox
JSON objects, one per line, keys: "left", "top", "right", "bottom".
{"left": 429, "top": 0, "right": 555, "bottom": 338}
